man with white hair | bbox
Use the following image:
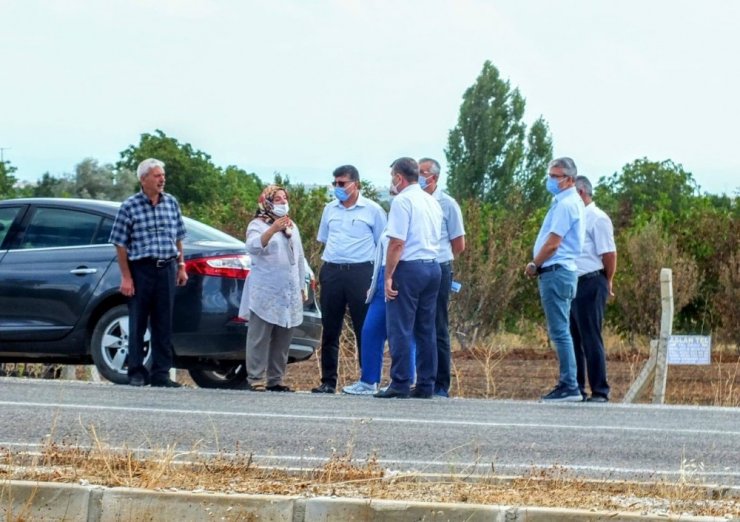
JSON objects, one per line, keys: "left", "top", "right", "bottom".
{"left": 418, "top": 157, "right": 465, "bottom": 397}
{"left": 570, "top": 175, "right": 617, "bottom": 402}
{"left": 109, "top": 158, "right": 188, "bottom": 387}
{"left": 524, "top": 157, "right": 585, "bottom": 402}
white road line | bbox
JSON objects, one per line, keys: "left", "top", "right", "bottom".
{"left": 1, "top": 400, "right": 739, "bottom": 437}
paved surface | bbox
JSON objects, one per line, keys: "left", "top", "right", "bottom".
{"left": 1, "top": 377, "right": 738, "bottom": 486}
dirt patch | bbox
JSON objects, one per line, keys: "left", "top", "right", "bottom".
{"left": 284, "top": 342, "right": 740, "bottom": 406}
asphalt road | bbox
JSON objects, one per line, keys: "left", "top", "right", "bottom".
{"left": 1, "top": 378, "right": 738, "bottom": 486}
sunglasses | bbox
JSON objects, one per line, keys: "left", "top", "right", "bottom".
{"left": 331, "top": 180, "right": 354, "bottom": 188}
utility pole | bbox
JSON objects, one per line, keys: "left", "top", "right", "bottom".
{"left": 0, "top": 147, "right": 10, "bottom": 164}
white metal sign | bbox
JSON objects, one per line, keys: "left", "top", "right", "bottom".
{"left": 667, "top": 335, "right": 711, "bottom": 365}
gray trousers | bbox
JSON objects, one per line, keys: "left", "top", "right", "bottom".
{"left": 245, "top": 312, "right": 294, "bottom": 386}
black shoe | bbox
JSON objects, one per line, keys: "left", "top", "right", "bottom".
{"left": 586, "top": 395, "right": 609, "bottom": 403}
{"left": 374, "top": 387, "right": 409, "bottom": 399}
{"left": 541, "top": 384, "right": 582, "bottom": 402}
{"left": 129, "top": 375, "right": 146, "bottom": 387}
{"left": 410, "top": 388, "right": 433, "bottom": 399}
{"left": 266, "top": 384, "right": 293, "bottom": 392}
{"left": 311, "top": 383, "right": 336, "bottom": 394}
{"left": 150, "top": 378, "right": 182, "bottom": 388}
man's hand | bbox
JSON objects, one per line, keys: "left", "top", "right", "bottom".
{"left": 384, "top": 278, "right": 398, "bottom": 301}
{"left": 524, "top": 262, "right": 538, "bottom": 278}
{"left": 119, "top": 276, "right": 135, "bottom": 296}
{"left": 607, "top": 279, "right": 615, "bottom": 298}
{"left": 177, "top": 266, "right": 188, "bottom": 286}
{"left": 301, "top": 289, "right": 307, "bottom": 302}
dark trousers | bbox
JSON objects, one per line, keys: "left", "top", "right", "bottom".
{"left": 434, "top": 261, "right": 453, "bottom": 394}
{"left": 128, "top": 259, "right": 177, "bottom": 381}
{"left": 569, "top": 271, "right": 610, "bottom": 398}
{"left": 387, "top": 260, "right": 441, "bottom": 394}
{"left": 318, "top": 261, "right": 373, "bottom": 388}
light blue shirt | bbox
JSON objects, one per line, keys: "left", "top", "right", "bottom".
{"left": 317, "top": 193, "right": 387, "bottom": 263}
{"left": 533, "top": 186, "right": 585, "bottom": 271}
{"left": 387, "top": 184, "right": 442, "bottom": 261}
{"left": 432, "top": 188, "right": 465, "bottom": 263}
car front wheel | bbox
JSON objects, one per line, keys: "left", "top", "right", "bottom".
{"left": 91, "top": 305, "right": 152, "bottom": 384}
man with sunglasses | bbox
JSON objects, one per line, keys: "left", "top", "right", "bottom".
{"left": 524, "top": 157, "right": 585, "bottom": 402}
{"left": 312, "top": 165, "right": 387, "bottom": 394}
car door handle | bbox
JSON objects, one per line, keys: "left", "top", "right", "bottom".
{"left": 70, "top": 268, "right": 98, "bottom": 275}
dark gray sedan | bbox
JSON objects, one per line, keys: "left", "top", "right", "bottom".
{"left": 0, "top": 198, "right": 321, "bottom": 388}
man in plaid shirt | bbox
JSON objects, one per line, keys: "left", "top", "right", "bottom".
{"left": 109, "top": 158, "right": 188, "bottom": 387}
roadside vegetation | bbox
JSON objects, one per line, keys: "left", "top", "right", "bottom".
{"left": 1, "top": 426, "right": 737, "bottom": 518}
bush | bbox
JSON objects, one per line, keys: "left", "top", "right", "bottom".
{"left": 608, "top": 219, "right": 701, "bottom": 341}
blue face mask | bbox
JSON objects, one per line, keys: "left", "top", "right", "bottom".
{"left": 334, "top": 187, "right": 349, "bottom": 202}
{"left": 418, "top": 175, "right": 429, "bottom": 190}
{"left": 546, "top": 177, "right": 562, "bottom": 195}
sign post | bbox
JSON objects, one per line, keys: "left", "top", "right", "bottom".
{"left": 623, "top": 268, "right": 673, "bottom": 404}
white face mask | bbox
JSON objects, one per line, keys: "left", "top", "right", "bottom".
{"left": 272, "top": 203, "right": 289, "bottom": 217}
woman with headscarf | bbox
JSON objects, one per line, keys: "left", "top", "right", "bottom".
{"left": 238, "top": 185, "right": 306, "bottom": 392}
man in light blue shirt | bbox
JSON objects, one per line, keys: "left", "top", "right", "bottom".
{"left": 419, "top": 158, "right": 465, "bottom": 398}
{"left": 524, "top": 157, "right": 585, "bottom": 402}
{"left": 312, "top": 165, "right": 387, "bottom": 394}
{"left": 375, "top": 157, "right": 442, "bottom": 399}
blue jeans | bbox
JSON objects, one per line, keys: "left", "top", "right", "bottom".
{"left": 386, "top": 260, "right": 441, "bottom": 394}
{"left": 538, "top": 268, "right": 578, "bottom": 390}
{"left": 360, "top": 267, "right": 415, "bottom": 384}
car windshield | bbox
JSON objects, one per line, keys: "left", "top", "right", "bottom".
{"left": 183, "top": 217, "right": 243, "bottom": 245}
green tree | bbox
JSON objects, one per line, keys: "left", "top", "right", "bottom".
{"left": 445, "top": 60, "right": 552, "bottom": 206}
{"left": 32, "top": 172, "right": 71, "bottom": 197}
{"left": 0, "top": 160, "right": 18, "bottom": 198}
{"left": 117, "top": 130, "right": 222, "bottom": 209}
{"left": 596, "top": 158, "right": 699, "bottom": 230}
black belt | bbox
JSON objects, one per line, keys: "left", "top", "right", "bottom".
{"left": 579, "top": 270, "right": 605, "bottom": 280}
{"left": 324, "top": 261, "right": 372, "bottom": 271}
{"left": 133, "top": 257, "right": 177, "bottom": 268}
{"left": 401, "top": 259, "right": 437, "bottom": 264}
{"left": 537, "top": 263, "right": 564, "bottom": 275}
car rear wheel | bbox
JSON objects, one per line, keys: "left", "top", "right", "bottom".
{"left": 91, "top": 305, "right": 152, "bottom": 384}
{"left": 188, "top": 365, "right": 246, "bottom": 389}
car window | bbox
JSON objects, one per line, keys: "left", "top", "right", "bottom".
{"left": 93, "top": 217, "right": 114, "bottom": 245}
{"left": 0, "top": 207, "right": 22, "bottom": 248}
{"left": 20, "top": 208, "right": 108, "bottom": 249}
{"left": 183, "top": 217, "right": 243, "bottom": 245}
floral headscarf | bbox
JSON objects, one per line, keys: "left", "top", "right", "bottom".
{"left": 256, "top": 184, "right": 292, "bottom": 237}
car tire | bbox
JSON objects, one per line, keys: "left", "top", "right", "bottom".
{"left": 188, "top": 365, "right": 247, "bottom": 389}
{"left": 91, "top": 305, "right": 152, "bottom": 384}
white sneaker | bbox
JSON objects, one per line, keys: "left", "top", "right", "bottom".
{"left": 342, "top": 381, "right": 378, "bottom": 395}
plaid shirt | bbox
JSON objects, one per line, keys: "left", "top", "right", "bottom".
{"left": 109, "top": 191, "right": 187, "bottom": 261}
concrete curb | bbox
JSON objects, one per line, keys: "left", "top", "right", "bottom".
{"left": 0, "top": 480, "right": 731, "bottom": 521}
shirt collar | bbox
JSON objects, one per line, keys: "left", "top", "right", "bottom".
{"left": 554, "top": 185, "right": 577, "bottom": 202}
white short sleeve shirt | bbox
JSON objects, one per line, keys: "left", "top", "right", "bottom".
{"left": 386, "top": 184, "right": 442, "bottom": 261}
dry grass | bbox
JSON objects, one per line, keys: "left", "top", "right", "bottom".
{"left": 288, "top": 327, "right": 740, "bottom": 406}
{"left": 1, "top": 434, "right": 737, "bottom": 519}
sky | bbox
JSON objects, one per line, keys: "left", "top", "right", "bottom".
{"left": 2, "top": 0, "right": 739, "bottom": 195}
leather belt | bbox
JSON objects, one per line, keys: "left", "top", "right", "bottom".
{"left": 579, "top": 270, "right": 605, "bottom": 280}
{"left": 537, "top": 264, "right": 563, "bottom": 274}
{"left": 133, "top": 257, "right": 176, "bottom": 268}
{"left": 324, "top": 261, "right": 372, "bottom": 271}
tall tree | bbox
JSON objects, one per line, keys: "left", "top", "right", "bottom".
{"left": 445, "top": 60, "right": 552, "bottom": 206}
{"left": 117, "top": 130, "right": 222, "bottom": 208}
{"left": 517, "top": 117, "right": 553, "bottom": 211}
